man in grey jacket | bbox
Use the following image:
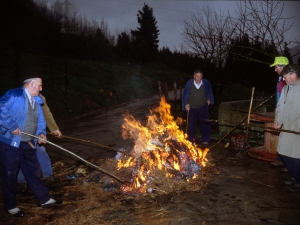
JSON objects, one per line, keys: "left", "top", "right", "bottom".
{"left": 274, "top": 64, "right": 300, "bottom": 192}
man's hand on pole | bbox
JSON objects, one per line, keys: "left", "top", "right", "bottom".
{"left": 38, "top": 133, "right": 47, "bottom": 144}
{"left": 274, "top": 123, "right": 281, "bottom": 130}
{"left": 185, "top": 104, "right": 190, "bottom": 111}
{"left": 53, "top": 130, "right": 62, "bottom": 138}
{"left": 11, "top": 128, "right": 21, "bottom": 135}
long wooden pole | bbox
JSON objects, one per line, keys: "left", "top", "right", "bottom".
{"left": 48, "top": 132, "right": 129, "bottom": 155}
{"left": 265, "top": 127, "right": 300, "bottom": 135}
{"left": 186, "top": 110, "right": 189, "bottom": 134}
{"left": 236, "top": 87, "right": 254, "bottom": 158}
{"left": 21, "top": 132, "right": 127, "bottom": 184}
{"left": 245, "top": 87, "right": 255, "bottom": 147}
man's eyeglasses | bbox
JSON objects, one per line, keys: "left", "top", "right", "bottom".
{"left": 282, "top": 72, "right": 294, "bottom": 78}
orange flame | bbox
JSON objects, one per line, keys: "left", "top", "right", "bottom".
{"left": 119, "top": 97, "right": 209, "bottom": 192}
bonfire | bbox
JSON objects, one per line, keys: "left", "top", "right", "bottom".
{"left": 117, "top": 97, "right": 209, "bottom": 193}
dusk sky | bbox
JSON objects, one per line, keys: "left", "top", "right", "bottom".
{"left": 44, "top": 0, "right": 300, "bottom": 51}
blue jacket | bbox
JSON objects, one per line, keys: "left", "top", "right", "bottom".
{"left": 182, "top": 78, "right": 214, "bottom": 111}
{"left": 0, "top": 87, "right": 46, "bottom": 147}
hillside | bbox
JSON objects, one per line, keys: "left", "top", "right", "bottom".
{"left": 0, "top": 52, "right": 193, "bottom": 121}
{"left": 0, "top": 51, "right": 269, "bottom": 126}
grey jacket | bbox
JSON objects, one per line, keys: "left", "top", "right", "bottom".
{"left": 274, "top": 79, "right": 300, "bottom": 158}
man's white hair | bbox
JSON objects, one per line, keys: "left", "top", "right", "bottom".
{"left": 23, "top": 78, "right": 35, "bottom": 84}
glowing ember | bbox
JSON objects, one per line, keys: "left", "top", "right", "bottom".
{"left": 118, "top": 97, "right": 209, "bottom": 192}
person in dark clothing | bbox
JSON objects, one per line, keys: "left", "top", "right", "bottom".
{"left": 182, "top": 69, "right": 214, "bottom": 145}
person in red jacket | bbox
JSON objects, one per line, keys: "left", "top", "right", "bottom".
{"left": 269, "top": 56, "right": 289, "bottom": 169}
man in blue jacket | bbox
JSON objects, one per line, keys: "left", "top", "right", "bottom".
{"left": 0, "top": 74, "right": 61, "bottom": 217}
{"left": 182, "top": 69, "right": 214, "bottom": 145}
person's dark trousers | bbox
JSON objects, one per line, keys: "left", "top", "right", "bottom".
{"left": 280, "top": 154, "right": 300, "bottom": 184}
{"left": 187, "top": 103, "right": 210, "bottom": 143}
{"left": 0, "top": 141, "right": 50, "bottom": 210}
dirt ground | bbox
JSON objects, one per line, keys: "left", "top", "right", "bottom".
{"left": 0, "top": 94, "right": 300, "bottom": 225}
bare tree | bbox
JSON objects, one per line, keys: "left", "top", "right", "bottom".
{"left": 233, "top": 0, "right": 294, "bottom": 56}
{"left": 182, "top": 5, "right": 236, "bottom": 67}
{"left": 52, "top": 0, "right": 64, "bottom": 23}
{"left": 91, "top": 19, "right": 115, "bottom": 46}
{"left": 182, "top": 0, "right": 294, "bottom": 65}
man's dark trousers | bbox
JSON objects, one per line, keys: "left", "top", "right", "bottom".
{"left": 187, "top": 103, "right": 210, "bottom": 143}
{"left": 0, "top": 141, "right": 50, "bottom": 210}
{"left": 281, "top": 154, "right": 300, "bottom": 184}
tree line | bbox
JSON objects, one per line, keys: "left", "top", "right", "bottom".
{"left": 0, "top": 0, "right": 298, "bottom": 96}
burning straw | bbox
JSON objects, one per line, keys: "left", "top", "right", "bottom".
{"left": 118, "top": 97, "right": 209, "bottom": 193}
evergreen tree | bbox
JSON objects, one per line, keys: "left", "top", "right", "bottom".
{"left": 93, "top": 28, "right": 109, "bottom": 58}
{"left": 116, "top": 32, "right": 132, "bottom": 57}
{"left": 131, "top": 3, "right": 160, "bottom": 62}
